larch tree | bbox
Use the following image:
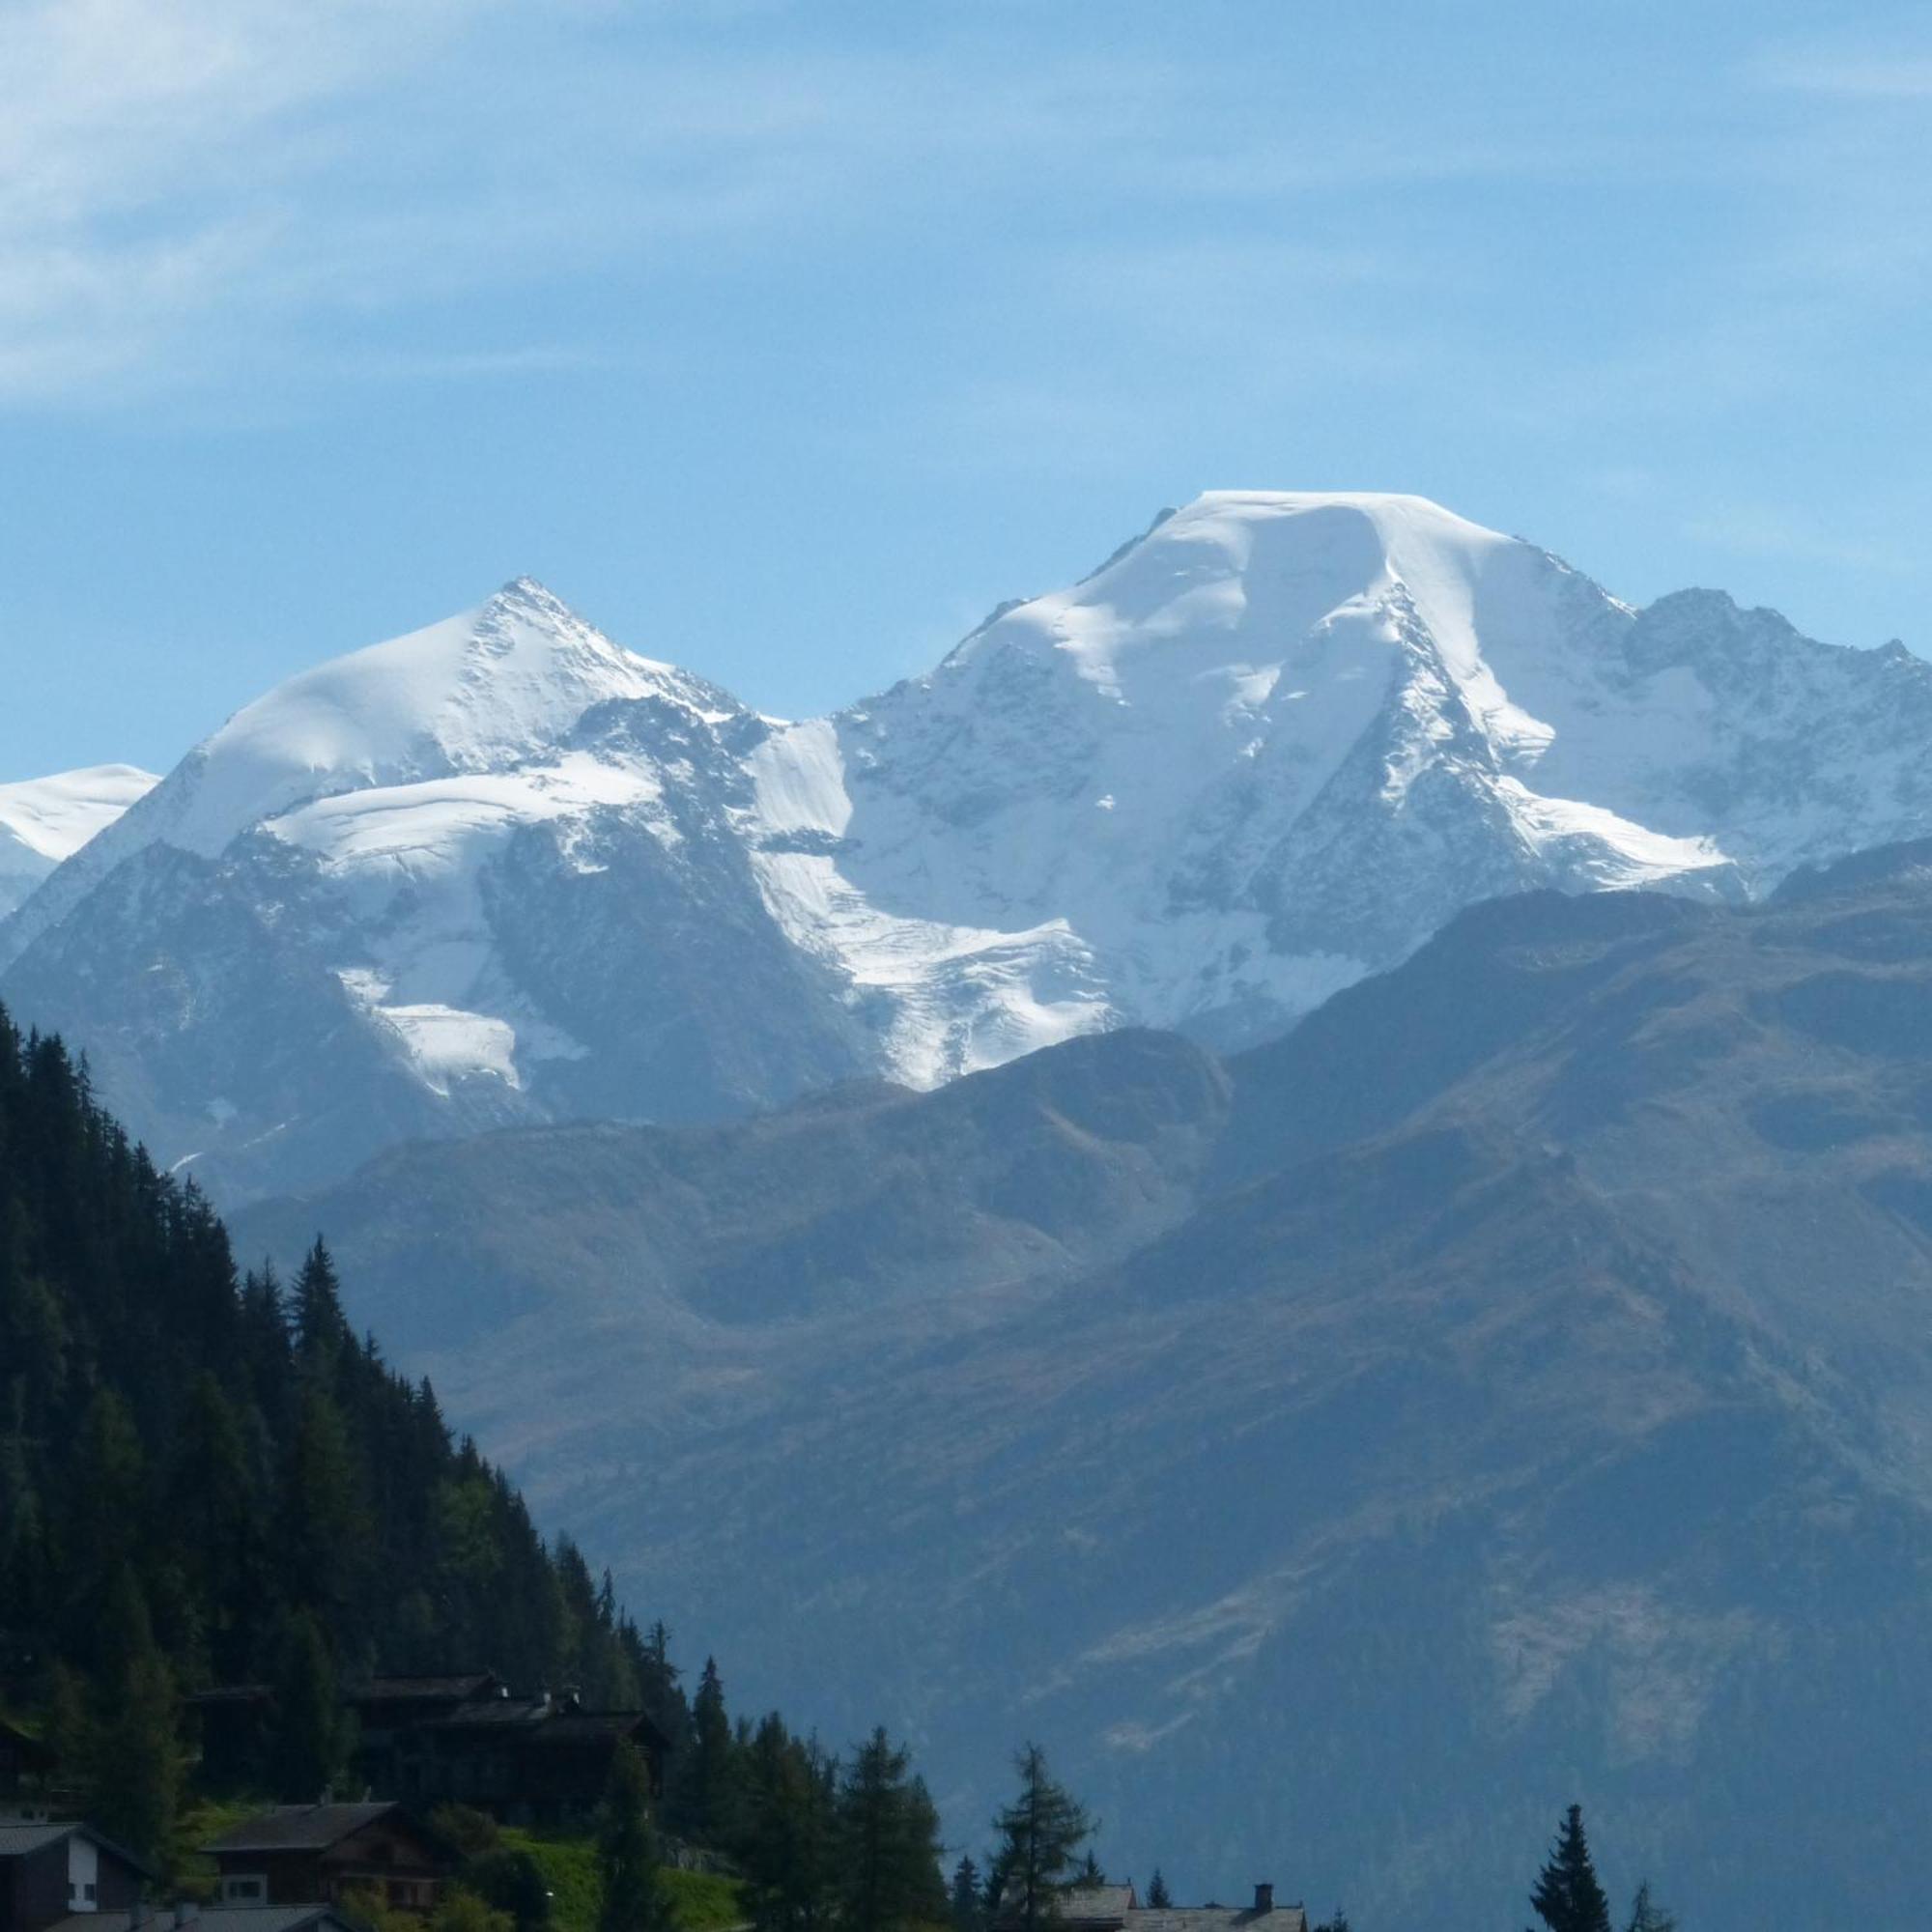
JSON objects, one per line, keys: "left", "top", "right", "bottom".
{"left": 1623, "top": 1882, "right": 1676, "bottom": 1932}
{"left": 986, "top": 1744, "right": 1094, "bottom": 1932}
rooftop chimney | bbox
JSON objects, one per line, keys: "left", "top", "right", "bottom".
{"left": 1253, "top": 1886, "right": 1273, "bottom": 1916}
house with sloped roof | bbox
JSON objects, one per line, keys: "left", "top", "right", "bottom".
{"left": 0, "top": 1820, "right": 155, "bottom": 1932}
{"left": 1004, "top": 1882, "right": 1308, "bottom": 1932}
{"left": 189, "top": 1673, "right": 665, "bottom": 1825}
{"left": 202, "top": 1805, "right": 451, "bottom": 1917}
{"left": 354, "top": 1686, "right": 666, "bottom": 1824}
{"left": 1126, "top": 1887, "right": 1308, "bottom": 1932}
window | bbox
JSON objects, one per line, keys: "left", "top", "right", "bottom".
{"left": 224, "top": 1877, "right": 268, "bottom": 1904}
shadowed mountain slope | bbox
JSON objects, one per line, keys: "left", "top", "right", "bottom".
{"left": 233, "top": 840, "right": 1932, "bottom": 1931}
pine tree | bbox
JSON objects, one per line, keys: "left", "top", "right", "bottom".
{"left": 1528, "top": 1805, "right": 1613, "bottom": 1932}
{"left": 737, "top": 1716, "right": 838, "bottom": 1932}
{"left": 1145, "top": 1873, "right": 1172, "bottom": 1911}
{"left": 687, "top": 1658, "right": 737, "bottom": 1846}
{"left": 84, "top": 1574, "right": 181, "bottom": 1865}
{"left": 598, "top": 1741, "right": 676, "bottom": 1932}
{"left": 838, "top": 1728, "right": 947, "bottom": 1932}
{"left": 292, "top": 1237, "right": 351, "bottom": 1380}
{"left": 951, "top": 1858, "right": 984, "bottom": 1932}
{"left": 283, "top": 1384, "right": 372, "bottom": 1619}
{"left": 269, "top": 1608, "right": 352, "bottom": 1801}
{"left": 1624, "top": 1882, "right": 1676, "bottom": 1932}
{"left": 986, "top": 1745, "right": 1094, "bottom": 1932}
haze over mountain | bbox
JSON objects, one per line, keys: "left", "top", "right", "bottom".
{"left": 0, "top": 764, "right": 156, "bottom": 920}
{"left": 237, "top": 840, "right": 1932, "bottom": 1932}
{"left": 9, "top": 491, "right": 1932, "bottom": 1199}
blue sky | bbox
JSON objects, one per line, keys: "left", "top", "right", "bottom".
{"left": 4, "top": 0, "right": 1930, "bottom": 778}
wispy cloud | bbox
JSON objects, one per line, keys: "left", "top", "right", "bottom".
{"left": 0, "top": 2, "right": 1674, "bottom": 412}
{"left": 1748, "top": 47, "right": 1932, "bottom": 99}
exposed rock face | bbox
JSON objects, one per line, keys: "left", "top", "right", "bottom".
{"left": 14, "top": 495, "right": 1932, "bottom": 1197}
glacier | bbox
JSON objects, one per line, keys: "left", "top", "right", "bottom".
{"left": 7, "top": 490, "right": 1932, "bottom": 1198}
{"left": 0, "top": 763, "right": 158, "bottom": 920}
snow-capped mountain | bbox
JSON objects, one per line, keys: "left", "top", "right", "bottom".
{"left": 0, "top": 581, "right": 867, "bottom": 1195}
{"left": 8, "top": 491, "right": 1932, "bottom": 1198}
{"left": 0, "top": 764, "right": 157, "bottom": 919}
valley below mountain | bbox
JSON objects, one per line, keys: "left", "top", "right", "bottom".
{"left": 14, "top": 491, "right": 1932, "bottom": 1928}
{"left": 236, "top": 839, "right": 1932, "bottom": 1932}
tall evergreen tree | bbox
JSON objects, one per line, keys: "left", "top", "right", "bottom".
{"left": 1144, "top": 1873, "right": 1172, "bottom": 1912}
{"left": 950, "top": 1858, "right": 985, "bottom": 1932}
{"left": 685, "top": 1658, "right": 737, "bottom": 1846}
{"left": 269, "top": 1607, "right": 353, "bottom": 1801}
{"left": 837, "top": 1727, "right": 947, "bottom": 1932}
{"left": 597, "top": 1741, "right": 676, "bottom": 1932}
{"left": 292, "top": 1237, "right": 351, "bottom": 1379}
{"left": 1528, "top": 1805, "right": 1613, "bottom": 1932}
{"left": 84, "top": 1572, "right": 181, "bottom": 1864}
{"left": 986, "top": 1745, "right": 1094, "bottom": 1932}
{"left": 737, "top": 1715, "right": 838, "bottom": 1932}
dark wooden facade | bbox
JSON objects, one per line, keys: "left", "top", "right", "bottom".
{"left": 206, "top": 1805, "right": 451, "bottom": 1916}
{"left": 190, "top": 1674, "right": 668, "bottom": 1827}
{"left": 352, "top": 1687, "right": 666, "bottom": 1826}
{"left": 0, "top": 1825, "right": 150, "bottom": 1932}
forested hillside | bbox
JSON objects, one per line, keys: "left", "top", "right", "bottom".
{"left": 0, "top": 1000, "right": 683, "bottom": 1859}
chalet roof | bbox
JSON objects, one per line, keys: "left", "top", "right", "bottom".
{"left": 197, "top": 1908, "right": 370, "bottom": 1932}
{"left": 205, "top": 1804, "right": 405, "bottom": 1855}
{"left": 352, "top": 1674, "right": 500, "bottom": 1704}
{"left": 1059, "top": 1889, "right": 1138, "bottom": 1924}
{"left": 1128, "top": 1910, "right": 1308, "bottom": 1932}
{"left": 0, "top": 1822, "right": 71, "bottom": 1855}
{"left": 0, "top": 1820, "right": 158, "bottom": 1877}
{"left": 433, "top": 1698, "right": 552, "bottom": 1728}
{"left": 43, "top": 1910, "right": 363, "bottom": 1932}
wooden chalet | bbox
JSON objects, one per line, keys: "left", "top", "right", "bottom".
{"left": 203, "top": 1804, "right": 451, "bottom": 1916}
{"left": 0, "top": 1821, "right": 154, "bottom": 1932}
{"left": 349, "top": 1682, "right": 666, "bottom": 1825}
{"left": 189, "top": 1671, "right": 666, "bottom": 1826}
{"left": 1001, "top": 1884, "right": 1308, "bottom": 1932}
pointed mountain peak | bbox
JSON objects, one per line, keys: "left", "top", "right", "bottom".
{"left": 485, "top": 574, "right": 575, "bottom": 621}
{"left": 62, "top": 582, "right": 742, "bottom": 867}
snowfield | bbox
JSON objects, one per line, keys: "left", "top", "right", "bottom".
{"left": 8, "top": 491, "right": 1932, "bottom": 1196}
{"left": 0, "top": 763, "right": 158, "bottom": 920}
